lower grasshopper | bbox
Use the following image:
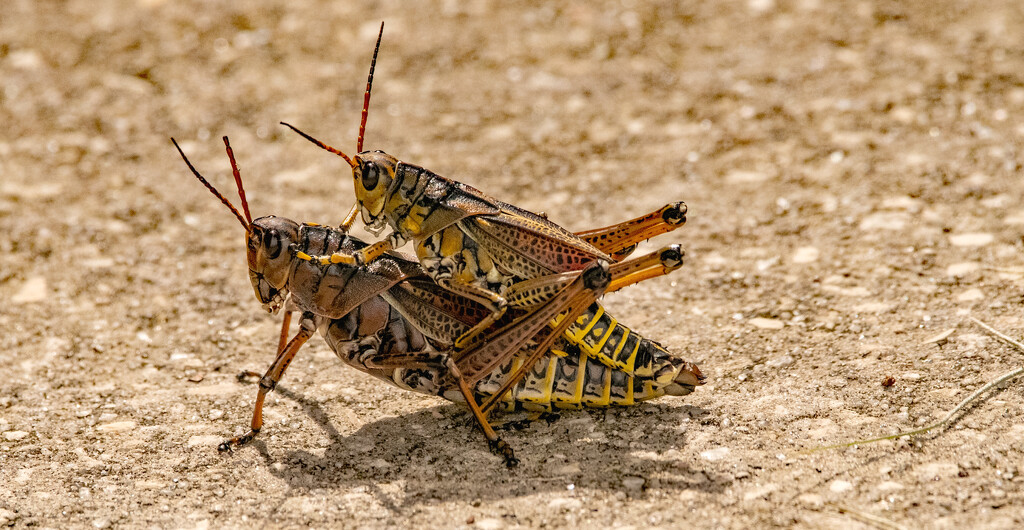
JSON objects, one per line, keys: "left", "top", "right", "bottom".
{"left": 282, "top": 23, "right": 690, "bottom": 431}
{"left": 173, "top": 137, "right": 703, "bottom": 466}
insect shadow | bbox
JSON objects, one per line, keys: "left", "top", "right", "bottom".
{"left": 253, "top": 382, "right": 729, "bottom": 508}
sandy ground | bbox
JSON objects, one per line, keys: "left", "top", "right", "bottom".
{"left": 3, "top": 0, "right": 1024, "bottom": 528}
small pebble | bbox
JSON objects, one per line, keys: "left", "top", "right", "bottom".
{"left": 875, "top": 481, "right": 904, "bottom": 492}
{"left": 957, "top": 289, "right": 984, "bottom": 302}
{"left": 92, "top": 518, "right": 112, "bottom": 529}
{"left": 187, "top": 435, "right": 223, "bottom": 448}
{"left": 0, "top": 508, "right": 16, "bottom": 526}
{"left": 859, "top": 212, "right": 907, "bottom": 231}
{"left": 829, "top": 480, "right": 853, "bottom": 493}
{"left": 3, "top": 430, "right": 29, "bottom": 441}
{"left": 1004, "top": 211, "right": 1024, "bottom": 225}
{"left": 922, "top": 329, "right": 954, "bottom": 345}
{"left": 12, "top": 277, "right": 48, "bottom": 304}
{"left": 902, "top": 372, "right": 921, "bottom": 381}
{"left": 949, "top": 233, "right": 994, "bottom": 247}
{"left": 792, "top": 246, "right": 819, "bottom": 264}
{"left": 946, "top": 262, "right": 980, "bottom": 277}
{"left": 96, "top": 421, "right": 136, "bottom": 433}
{"left": 700, "top": 447, "right": 730, "bottom": 461}
{"left": 475, "top": 517, "right": 505, "bottom": 530}
{"left": 726, "top": 170, "right": 770, "bottom": 183}
{"left": 621, "top": 476, "right": 646, "bottom": 492}
{"left": 743, "top": 483, "right": 779, "bottom": 501}
{"left": 749, "top": 318, "right": 784, "bottom": 330}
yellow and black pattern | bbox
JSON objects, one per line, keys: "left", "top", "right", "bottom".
{"left": 318, "top": 296, "right": 701, "bottom": 413}
{"left": 471, "top": 332, "right": 699, "bottom": 413}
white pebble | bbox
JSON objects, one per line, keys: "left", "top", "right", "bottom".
{"left": 747, "top": 0, "right": 775, "bottom": 14}
{"left": 12, "top": 277, "right": 48, "bottom": 304}
{"left": 766, "top": 355, "right": 794, "bottom": 368}
{"left": 859, "top": 212, "right": 907, "bottom": 231}
{"left": 829, "top": 480, "right": 854, "bottom": 493}
{"left": 475, "top": 518, "right": 505, "bottom": 530}
{"left": 949, "top": 233, "right": 994, "bottom": 247}
{"left": 749, "top": 318, "right": 784, "bottom": 330}
{"left": 743, "top": 483, "right": 779, "bottom": 500}
{"left": 700, "top": 447, "right": 730, "bottom": 461}
{"left": 946, "top": 262, "right": 980, "bottom": 277}
{"left": 875, "top": 481, "right": 904, "bottom": 492}
{"left": 96, "top": 421, "right": 136, "bottom": 433}
{"left": 957, "top": 289, "right": 984, "bottom": 302}
{"left": 726, "top": 170, "right": 770, "bottom": 184}
{"left": 1003, "top": 211, "right": 1024, "bottom": 225}
{"left": 792, "top": 246, "right": 820, "bottom": 263}
{"left": 902, "top": 372, "right": 921, "bottom": 381}
{"left": 3, "top": 430, "right": 29, "bottom": 441}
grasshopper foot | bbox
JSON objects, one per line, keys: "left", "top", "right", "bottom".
{"left": 488, "top": 438, "right": 519, "bottom": 468}
{"left": 218, "top": 428, "right": 260, "bottom": 453}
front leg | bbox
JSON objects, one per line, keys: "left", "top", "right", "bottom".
{"left": 219, "top": 311, "right": 318, "bottom": 452}
{"left": 295, "top": 231, "right": 406, "bottom": 266}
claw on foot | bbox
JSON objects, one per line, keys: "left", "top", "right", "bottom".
{"left": 488, "top": 438, "right": 520, "bottom": 468}
{"left": 218, "top": 429, "right": 259, "bottom": 453}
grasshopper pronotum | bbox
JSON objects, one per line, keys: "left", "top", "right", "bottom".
{"left": 283, "top": 23, "right": 691, "bottom": 429}
{"left": 173, "top": 137, "right": 703, "bottom": 467}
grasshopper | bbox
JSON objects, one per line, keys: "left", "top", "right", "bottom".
{"left": 173, "top": 137, "right": 703, "bottom": 467}
{"left": 283, "top": 23, "right": 690, "bottom": 420}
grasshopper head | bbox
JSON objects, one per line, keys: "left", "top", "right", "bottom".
{"left": 247, "top": 216, "right": 300, "bottom": 313}
{"left": 352, "top": 151, "right": 398, "bottom": 231}
{"left": 173, "top": 136, "right": 299, "bottom": 314}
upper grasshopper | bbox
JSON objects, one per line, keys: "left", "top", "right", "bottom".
{"left": 172, "top": 137, "right": 703, "bottom": 467}
{"left": 283, "top": 23, "right": 690, "bottom": 417}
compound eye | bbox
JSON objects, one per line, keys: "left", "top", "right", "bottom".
{"left": 263, "top": 228, "right": 282, "bottom": 259}
{"left": 361, "top": 162, "right": 379, "bottom": 191}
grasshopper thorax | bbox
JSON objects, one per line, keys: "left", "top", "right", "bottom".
{"left": 352, "top": 150, "right": 399, "bottom": 231}
{"left": 247, "top": 216, "right": 301, "bottom": 313}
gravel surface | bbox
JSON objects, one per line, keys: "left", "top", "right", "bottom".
{"left": 2, "top": 1, "right": 1024, "bottom": 528}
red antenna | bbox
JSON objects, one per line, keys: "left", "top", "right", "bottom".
{"left": 171, "top": 138, "right": 250, "bottom": 231}
{"left": 357, "top": 22, "right": 384, "bottom": 154}
{"left": 222, "top": 136, "right": 252, "bottom": 225}
{"left": 280, "top": 122, "right": 355, "bottom": 167}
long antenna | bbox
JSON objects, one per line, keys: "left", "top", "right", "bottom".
{"left": 171, "top": 138, "right": 250, "bottom": 231}
{"left": 222, "top": 136, "right": 252, "bottom": 225}
{"left": 357, "top": 22, "right": 384, "bottom": 154}
{"left": 280, "top": 122, "right": 356, "bottom": 167}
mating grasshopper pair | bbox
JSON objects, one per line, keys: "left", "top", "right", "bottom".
{"left": 174, "top": 23, "right": 702, "bottom": 467}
